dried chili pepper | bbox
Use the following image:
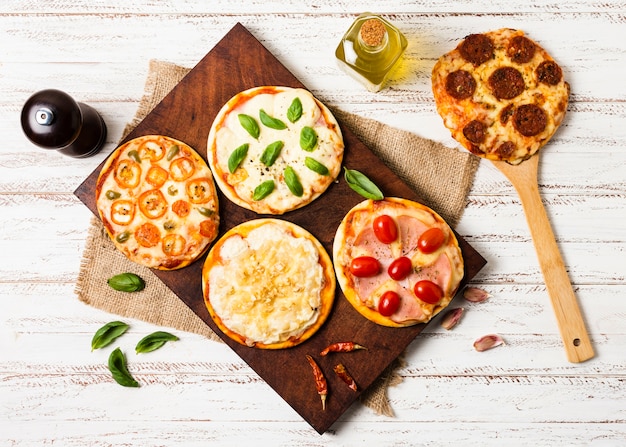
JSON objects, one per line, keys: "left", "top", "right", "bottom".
{"left": 333, "top": 363, "right": 358, "bottom": 392}
{"left": 305, "top": 355, "right": 327, "bottom": 410}
{"left": 320, "top": 342, "right": 367, "bottom": 356}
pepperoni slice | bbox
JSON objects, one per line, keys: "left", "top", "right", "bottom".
{"left": 507, "top": 35, "right": 536, "bottom": 64}
{"left": 463, "top": 120, "right": 487, "bottom": 144}
{"left": 138, "top": 189, "right": 168, "bottom": 219}
{"left": 445, "top": 70, "right": 477, "bottom": 100}
{"left": 500, "top": 103, "right": 514, "bottom": 124}
{"left": 496, "top": 141, "right": 517, "bottom": 158}
{"left": 459, "top": 33, "right": 494, "bottom": 65}
{"left": 489, "top": 67, "right": 525, "bottom": 100}
{"left": 536, "top": 60, "right": 563, "bottom": 85}
{"left": 513, "top": 104, "right": 547, "bottom": 136}
{"left": 134, "top": 222, "right": 161, "bottom": 248}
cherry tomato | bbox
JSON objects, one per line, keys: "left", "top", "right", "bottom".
{"left": 388, "top": 256, "right": 413, "bottom": 281}
{"left": 413, "top": 280, "right": 443, "bottom": 304}
{"left": 349, "top": 256, "right": 380, "bottom": 277}
{"left": 378, "top": 290, "right": 400, "bottom": 317}
{"left": 418, "top": 227, "right": 446, "bottom": 254}
{"left": 373, "top": 214, "right": 398, "bottom": 244}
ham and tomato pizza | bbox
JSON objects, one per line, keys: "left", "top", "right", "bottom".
{"left": 207, "top": 86, "right": 344, "bottom": 214}
{"left": 432, "top": 28, "right": 569, "bottom": 165}
{"left": 333, "top": 198, "right": 464, "bottom": 327}
{"left": 95, "top": 135, "right": 219, "bottom": 270}
{"left": 202, "top": 219, "right": 336, "bottom": 349}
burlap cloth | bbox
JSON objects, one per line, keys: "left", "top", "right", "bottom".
{"left": 75, "top": 60, "right": 479, "bottom": 417}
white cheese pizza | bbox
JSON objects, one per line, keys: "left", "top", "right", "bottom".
{"left": 96, "top": 135, "right": 219, "bottom": 270}
{"left": 207, "top": 86, "right": 344, "bottom": 214}
{"left": 202, "top": 219, "right": 336, "bottom": 349}
{"left": 333, "top": 198, "right": 464, "bottom": 327}
{"left": 432, "top": 28, "right": 569, "bottom": 164}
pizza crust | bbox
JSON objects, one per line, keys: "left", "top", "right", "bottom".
{"left": 432, "top": 28, "right": 570, "bottom": 164}
{"left": 95, "top": 135, "right": 219, "bottom": 270}
{"left": 207, "top": 86, "right": 344, "bottom": 214}
{"left": 333, "top": 198, "right": 464, "bottom": 327}
{"left": 202, "top": 219, "right": 336, "bottom": 349}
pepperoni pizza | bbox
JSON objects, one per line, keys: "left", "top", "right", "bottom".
{"left": 431, "top": 28, "right": 570, "bottom": 164}
{"left": 333, "top": 198, "right": 464, "bottom": 327}
{"left": 96, "top": 135, "right": 220, "bottom": 270}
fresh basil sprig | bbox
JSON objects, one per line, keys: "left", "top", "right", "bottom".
{"left": 300, "top": 126, "right": 318, "bottom": 152}
{"left": 108, "top": 348, "right": 139, "bottom": 387}
{"left": 259, "top": 109, "right": 287, "bottom": 130}
{"left": 259, "top": 141, "right": 284, "bottom": 167}
{"left": 135, "top": 331, "right": 179, "bottom": 354}
{"left": 284, "top": 166, "right": 303, "bottom": 197}
{"left": 107, "top": 273, "right": 145, "bottom": 292}
{"left": 304, "top": 157, "right": 329, "bottom": 176}
{"left": 238, "top": 114, "right": 260, "bottom": 138}
{"left": 287, "top": 97, "right": 303, "bottom": 123}
{"left": 253, "top": 180, "right": 275, "bottom": 201}
{"left": 91, "top": 321, "right": 130, "bottom": 351}
{"left": 344, "top": 168, "right": 384, "bottom": 200}
{"left": 228, "top": 143, "right": 249, "bottom": 173}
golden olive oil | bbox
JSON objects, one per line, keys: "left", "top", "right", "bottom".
{"left": 335, "top": 13, "right": 408, "bottom": 92}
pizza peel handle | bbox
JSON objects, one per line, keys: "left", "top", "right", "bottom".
{"left": 492, "top": 156, "right": 594, "bottom": 363}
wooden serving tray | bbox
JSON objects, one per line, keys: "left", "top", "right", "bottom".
{"left": 75, "top": 23, "right": 486, "bottom": 433}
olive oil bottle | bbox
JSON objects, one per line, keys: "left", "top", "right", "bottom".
{"left": 335, "top": 13, "right": 408, "bottom": 92}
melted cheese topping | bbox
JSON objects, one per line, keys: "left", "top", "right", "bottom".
{"left": 208, "top": 222, "right": 324, "bottom": 346}
{"left": 208, "top": 87, "right": 344, "bottom": 214}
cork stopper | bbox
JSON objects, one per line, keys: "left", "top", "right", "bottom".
{"left": 359, "top": 18, "right": 387, "bottom": 47}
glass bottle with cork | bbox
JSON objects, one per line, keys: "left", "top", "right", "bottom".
{"left": 335, "top": 13, "right": 408, "bottom": 92}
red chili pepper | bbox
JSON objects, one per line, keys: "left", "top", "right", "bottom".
{"left": 333, "top": 363, "right": 358, "bottom": 392}
{"left": 306, "top": 355, "right": 327, "bottom": 410}
{"left": 320, "top": 342, "right": 367, "bottom": 356}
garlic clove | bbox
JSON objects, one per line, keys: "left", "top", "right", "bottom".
{"left": 473, "top": 334, "right": 505, "bottom": 352}
{"left": 463, "top": 286, "right": 491, "bottom": 303}
{"left": 440, "top": 307, "right": 464, "bottom": 330}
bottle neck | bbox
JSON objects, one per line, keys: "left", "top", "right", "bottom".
{"left": 357, "top": 18, "right": 388, "bottom": 53}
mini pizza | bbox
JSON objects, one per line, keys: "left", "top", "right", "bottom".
{"left": 431, "top": 28, "right": 570, "bottom": 164}
{"left": 207, "top": 86, "right": 344, "bottom": 214}
{"left": 95, "top": 135, "right": 219, "bottom": 270}
{"left": 333, "top": 198, "right": 464, "bottom": 327}
{"left": 202, "top": 219, "right": 336, "bottom": 349}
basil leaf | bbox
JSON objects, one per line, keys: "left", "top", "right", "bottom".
{"left": 284, "top": 166, "right": 303, "bottom": 197}
{"left": 304, "top": 157, "right": 329, "bottom": 176}
{"left": 344, "top": 168, "right": 384, "bottom": 200}
{"left": 253, "top": 180, "right": 275, "bottom": 201}
{"left": 228, "top": 143, "right": 249, "bottom": 173}
{"left": 108, "top": 348, "right": 139, "bottom": 387}
{"left": 91, "top": 321, "right": 130, "bottom": 351}
{"left": 259, "top": 141, "right": 284, "bottom": 167}
{"left": 287, "top": 97, "right": 303, "bottom": 123}
{"left": 135, "top": 331, "right": 179, "bottom": 354}
{"left": 300, "top": 126, "right": 318, "bottom": 152}
{"left": 259, "top": 109, "right": 287, "bottom": 130}
{"left": 107, "top": 273, "right": 145, "bottom": 292}
{"left": 238, "top": 114, "right": 260, "bottom": 138}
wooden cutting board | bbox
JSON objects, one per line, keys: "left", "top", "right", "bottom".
{"left": 74, "top": 23, "right": 486, "bottom": 433}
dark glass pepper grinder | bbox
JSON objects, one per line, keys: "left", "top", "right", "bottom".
{"left": 20, "top": 89, "right": 107, "bottom": 158}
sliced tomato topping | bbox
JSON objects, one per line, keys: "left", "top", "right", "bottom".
{"left": 172, "top": 199, "right": 191, "bottom": 217}
{"left": 110, "top": 200, "right": 135, "bottom": 226}
{"left": 200, "top": 219, "right": 219, "bottom": 239}
{"left": 138, "top": 189, "right": 168, "bottom": 219}
{"left": 114, "top": 159, "right": 142, "bottom": 188}
{"left": 134, "top": 222, "right": 161, "bottom": 248}
{"left": 138, "top": 138, "right": 165, "bottom": 162}
{"left": 186, "top": 177, "right": 214, "bottom": 204}
{"left": 162, "top": 233, "right": 186, "bottom": 256}
{"left": 145, "top": 165, "right": 169, "bottom": 188}
{"left": 170, "top": 157, "right": 195, "bottom": 181}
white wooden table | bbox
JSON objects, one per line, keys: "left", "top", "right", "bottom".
{"left": 2, "top": 1, "right": 625, "bottom": 445}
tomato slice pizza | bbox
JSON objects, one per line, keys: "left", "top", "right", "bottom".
{"left": 96, "top": 135, "right": 219, "bottom": 270}
{"left": 207, "top": 86, "right": 344, "bottom": 214}
{"left": 202, "top": 219, "right": 336, "bottom": 349}
{"left": 333, "top": 198, "right": 464, "bottom": 327}
{"left": 432, "top": 28, "right": 569, "bottom": 164}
